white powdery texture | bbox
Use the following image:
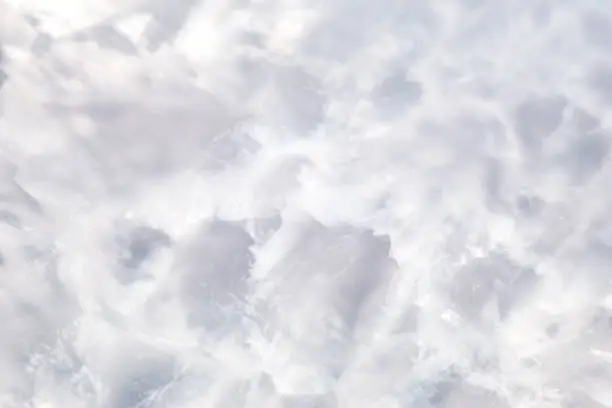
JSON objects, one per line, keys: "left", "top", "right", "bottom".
{"left": 1, "top": 0, "right": 612, "bottom": 407}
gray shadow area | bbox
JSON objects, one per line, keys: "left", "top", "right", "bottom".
{"left": 142, "top": 0, "right": 199, "bottom": 51}
{"left": 260, "top": 220, "right": 397, "bottom": 378}
{"left": 66, "top": 25, "right": 138, "bottom": 55}
{"left": 114, "top": 224, "right": 171, "bottom": 284}
{"left": 0, "top": 69, "right": 6, "bottom": 92}
{"left": 281, "top": 392, "right": 337, "bottom": 408}
{"left": 269, "top": 66, "right": 325, "bottom": 133}
{"left": 558, "top": 132, "right": 609, "bottom": 184}
{"left": 0, "top": 46, "right": 6, "bottom": 92}
{"left": 372, "top": 71, "right": 423, "bottom": 117}
{"left": 120, "top": 226, "right": 171, "bottom": 269}
{"left": 582, "top": 11, "right": 612, "bottom": 50}
{"left": 104, "top": 351, "right": 177, "bottom": 408}
{"left": 30, "top": 33, "right": 53, "bottom": 55}
{"left": 400, "top": 369, "right": 509, "bottom": 408}
{"left": 514, "top": 95, "right": 567, "bottom": 150}
{"left": 44, "top": 86, "right": 245, "bottom": 191}
{"left": 440, "top": 384, "right": 510, "bottom": 408}
{"left": 446, "top": 251, "right": 539, "bottom": 321}
{"left": 177, "top": 219, "right": 254, "bottom": 331}
{"left": 269, "top": 220, "right": 395, "bottom": 333}
{"left": 588, "top": 67, "right": 612, "bottom": 105}
{"left": 515, "top": 194, "right": 544, "bottom": 218}
{"left": 303, "top": 0, "right": 432, "bottom": 61}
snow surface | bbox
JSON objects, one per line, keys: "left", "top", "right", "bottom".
{"left": 1, "top": 0, "right": 612, "bottom": 407}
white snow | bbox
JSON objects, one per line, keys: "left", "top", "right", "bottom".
{"left": 1, "top": 0, "right": 612, "bottom": 407}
